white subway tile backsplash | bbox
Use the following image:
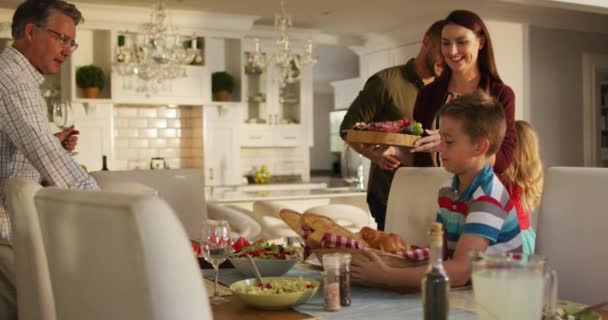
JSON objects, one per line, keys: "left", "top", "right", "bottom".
{"left": 150, "top": 119, "right": 168, "bottom": 129}
{"left": 167, "top": 138, "right": 181, "bottom": 147}
{"left": 158, "top": 128, "right": 177, "bottom": 138}
{"left": 117, "top": 108, "right": 138, "bottom": 118}
{"left": 138, "top": 108, "right": 158, "bottom": 118}
{"left": 114, "top": 105, "right": 203, "bottom": 170}
{"left": 138, "top": 128, "right": 158, "bottom": 138}
{"left": 115, "top": 140, "right": 128, "bottom": 148}
{"left": 116, "top": 129, "right": 138, "bottom": 138}
{"left": 159, "top": 148, "right": 178, "bottom": 158}
{"left": 128, "top": 139, "right": 149, "bottom": 148}
{"left": 149, "top": 139, "right": 168, "bottom": 148}
{"left": 167, "top": 119, "right": 181, "bottom": 128}
{"left": 158, "top": 109, "right": 178, "bottom": 118}
{"left": 129, "top": 119, "right": 148, "bottom": 128}
{"left": 115, "top": 119, "right": 129, "bottom": 128}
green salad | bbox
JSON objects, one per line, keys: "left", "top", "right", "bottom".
{"left": 230, "top": 239, "right": 299, "bottom": 260}
{"left": 555, "top": 302, "right": 601, "bottom": 320}
{"left": 234, "top": 277, "right": 315, "bottom": 295}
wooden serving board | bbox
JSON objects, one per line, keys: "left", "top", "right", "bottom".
{"left": 345, "top": 129, "right": 419, "bottom": 147}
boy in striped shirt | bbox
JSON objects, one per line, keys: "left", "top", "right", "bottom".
{"left": 351, "top": 91, "right": 527, "bottom": 289}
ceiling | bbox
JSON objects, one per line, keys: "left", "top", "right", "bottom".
{"left": 2, "top": 0, "right": 607, "bottom": 38}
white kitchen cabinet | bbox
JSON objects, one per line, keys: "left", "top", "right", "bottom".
{"left": 66, "top": 103, "right": 113, "bottom": 172}
{"left": 239, "top": 39, "right": 313, "bottom": 147}
{"left": 111, "top": 65, "right": 210, "bottom": 105}
{"left": 203, "top": 103, "right": 242, "bottom": 186}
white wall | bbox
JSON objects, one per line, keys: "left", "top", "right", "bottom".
{"left": 528, "top": 26, "right": 608, "bottom": 167}
{"left": 486, "top": 21, "right": 526, "bottom": 121}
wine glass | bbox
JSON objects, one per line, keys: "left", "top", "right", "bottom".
{"left": 201, "top": 219, "right": 232, "bottom": 305}
{"left": 52, "top": 101, "right": 78, "bottom": 156}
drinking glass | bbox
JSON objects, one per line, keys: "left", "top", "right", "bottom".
{"left": 52, "top": 101, "right": 78, "bottom": 156}
{"left": 470, "top": 252, "right": 557, "bottom": 320}
{"left": 201, "top": 220, "right": 232, "bottom": 305}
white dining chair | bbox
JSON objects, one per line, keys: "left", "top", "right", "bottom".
{"left": 207, "top": 203, "right": 262, "bottom": 241}
{"left": 384, "top": 167, "right": 451, "bottom": 247}
{"left": 34, "top": 187, "right": 212, "bottom": 320}
{"left": 536, "top": 167, "right": 608, "bottom": 305}
{"left": 91, "top": 169, "right": 206, "bottom": 240}
{"left": 91, "top": 169, "right": 262, "bottom": 241}
{"left": 5, "top": 178, "right": 54, "bottom": 320}
{"left": 251, "top": 200, "right": 301, "bottom": 242}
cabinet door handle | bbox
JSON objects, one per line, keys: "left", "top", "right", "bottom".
{"left": 283, "top": 136, "right": 296, "bottom": 140}
{"left": 249, "top": 135, "right": 262, "bottom": 140}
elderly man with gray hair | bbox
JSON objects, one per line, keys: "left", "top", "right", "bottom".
{"left": 0, "top": 0, "right": 100, "bottom": 317}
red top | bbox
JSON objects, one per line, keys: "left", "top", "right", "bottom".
{"left": 505, "top": 184, "right": 531, "bottom": 230}
{"left": 412, "top": 74, "right": 517, "bottom": 173}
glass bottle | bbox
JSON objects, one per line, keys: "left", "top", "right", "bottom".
{"left": 322, "top": 254, "right": 341, "bottom": 312}
{"left": 421, "top": 222, "right": 449, "bottom": 320}
{"left": 101, "top": 155, "right": 109, "bottom": 171}
{"left": 338, "top": 253, "right": 352, "bottom": 306}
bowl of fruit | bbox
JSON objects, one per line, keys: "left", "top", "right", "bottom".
{"left": 228, "top": 238, "right": 300, "bottom": 277}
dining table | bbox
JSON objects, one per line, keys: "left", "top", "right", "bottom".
{"left": 202, "top": 264, "right": 608, "bottom": 320}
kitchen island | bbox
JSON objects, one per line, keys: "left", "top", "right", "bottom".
{"left": 207, "top": 186, "right": 367, "bottom": 213}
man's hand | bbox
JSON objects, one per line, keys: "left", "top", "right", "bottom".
{"left": 55, "top": 126, "right": 79, "bottom": 152}
{"left": 356, "top": 144, "right": 399, "bottom": 171}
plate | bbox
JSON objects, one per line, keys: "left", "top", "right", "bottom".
{"left": 345, "top": 129, "right": 419, "bottom": 147}
{"left": 229, "top": 277, "right": 319, "bottom": 310}
{"left": 557, "top": 301, "right": 602, "bottom": 320}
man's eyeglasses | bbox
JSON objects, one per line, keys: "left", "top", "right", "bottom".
{"left": 36, "top": 25, "right": 78, "bottom": 51}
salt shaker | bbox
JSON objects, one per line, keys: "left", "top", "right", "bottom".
{"left": 322, "top": 254, "right": 341, "bottom": 312}
{"left": 338, "top": 253, "right": 352, "bottom": 306}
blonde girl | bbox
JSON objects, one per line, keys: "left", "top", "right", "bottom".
{"left": 501, "top": 120, "right": 544, "bottom": 254}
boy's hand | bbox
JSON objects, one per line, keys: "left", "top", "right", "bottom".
{"left": 351, "top": 247, "right": 389, "bottom": 287}
{"left": 411, "top": 129, "right": 441, "bottom": 153}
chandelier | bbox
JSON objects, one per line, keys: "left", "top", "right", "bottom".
{"left": 245, "top": 1, "right": 317, "bottom": 87}
{"left": 112, "top": 1, "right": 200, "bottom": 94}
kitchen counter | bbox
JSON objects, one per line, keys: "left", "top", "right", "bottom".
{"left": 207, "top": 186, "right": 365, "bottom": 203}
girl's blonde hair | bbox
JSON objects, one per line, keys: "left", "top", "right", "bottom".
{"left": 502, "top": 120, "right": 544, "bottom": 211}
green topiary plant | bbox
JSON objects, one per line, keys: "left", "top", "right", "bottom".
{"left": 211, "top": 71, "right": 235, "bottom": 94}
{"left": 76, "top": 65, "right": 105, "bottom": 90}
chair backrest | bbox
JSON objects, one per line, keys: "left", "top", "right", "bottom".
{"left": 303, "top": 204, "right": 371, "bottom": 233}
{"left": 207, "top": 203, "right": 262, "bottom": 241}
{"left": 34, "top": 188, "right": 212, "bottom": 320}
{"left": 385, "top": 167, "right": 451, "bottom": 247}
{"left": 91, "top": 169, "right": 206, "bottom": 240}
{"left": 537, "top": 167, "right": 608, "bottom": 305}
{"left": 5, "top": 178, "right": 54, "bottom": 320}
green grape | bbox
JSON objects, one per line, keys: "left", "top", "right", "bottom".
{"left": 412, "top": 123, "right": 424, "bottom": 136}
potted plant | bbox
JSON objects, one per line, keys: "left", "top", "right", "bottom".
{"left": 212, "top": 71, "right": 236, "bottom": 101}
{"left": 75, "top": 65, "right": 105, "bottom": 99}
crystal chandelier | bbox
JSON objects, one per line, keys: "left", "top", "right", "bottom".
{"left": 112, "top": 1, "right": 201, "bottom": 94}
{"left": 246, "top": 1, "right": 317, "bottom": 87}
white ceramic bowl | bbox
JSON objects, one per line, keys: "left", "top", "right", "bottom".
{"left": 229, "top": 277, "right": 319, "bottom": 310}
{"left": 228, "top": 257, "right": 298, "bottom": 277}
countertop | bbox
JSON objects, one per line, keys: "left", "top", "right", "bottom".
{"left": 207, "top": 186, "right": 365, "bottom": 203}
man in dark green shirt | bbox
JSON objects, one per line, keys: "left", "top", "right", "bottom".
{"left": 339, "top": 20, "right": 444, "bottom": 230}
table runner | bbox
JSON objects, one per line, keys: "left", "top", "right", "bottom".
{"left": 202, "top": 267, "right": 475, "bottom": 320}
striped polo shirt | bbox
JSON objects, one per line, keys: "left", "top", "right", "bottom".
{"left": 436, "top": 164, "right": 524, "bottom": 255}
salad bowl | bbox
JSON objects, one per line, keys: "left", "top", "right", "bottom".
{"left": 228, "top": 238, "right": 300, "bottom": 277}
{"left": 229, "top": 277, "right": 319, "bottom": 310}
